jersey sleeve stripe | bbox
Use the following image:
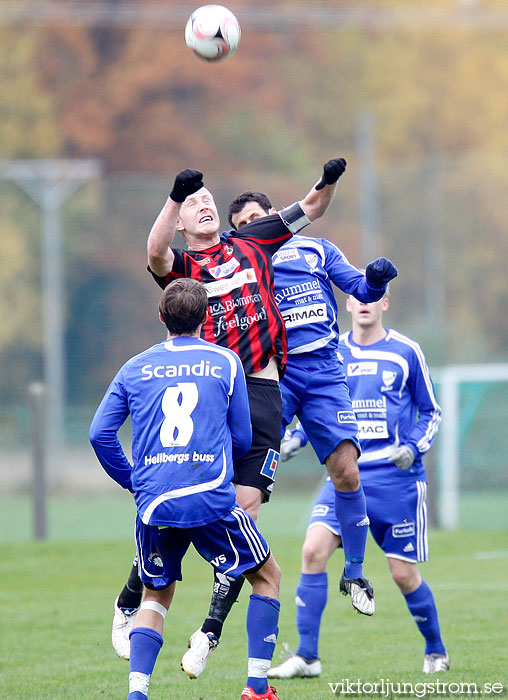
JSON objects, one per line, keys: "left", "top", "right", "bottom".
{"left": 417, "top": 410, "right": 442, "bottom": 453}
{"left": 388, "top": 331, "right": 441, "bottom": 410}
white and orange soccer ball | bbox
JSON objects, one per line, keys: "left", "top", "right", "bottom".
{"left": 185, "top": 5, "right": 241, "bottom": 61}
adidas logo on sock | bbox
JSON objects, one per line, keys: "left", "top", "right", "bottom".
{"left": 356, "top": 516, "right": 370, "bottom": 527}
{"left": 263, "top": 633, "right": 277, "bottom": 644}
{"left": 295, "top": 596, "right": 306, "bottom": 607}
{"left": 403, "top": 542, "right": 415, "bottom": 552}
{"left": 413, "top": 615, "right": 428, "bottom": 622}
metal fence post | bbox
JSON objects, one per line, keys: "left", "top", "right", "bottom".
{"left": 29, "top": 382, "right": 47, "bottom": 540}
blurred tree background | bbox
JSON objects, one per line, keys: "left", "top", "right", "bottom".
{"left": 1, "top": 0, "right": 507, "bottom": 441}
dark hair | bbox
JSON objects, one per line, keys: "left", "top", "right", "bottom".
{"left": 159, "top": 278, "right": 208, "bottom": 335}
{"left": 227, "top": 191, "right": 273, "bottom": 228}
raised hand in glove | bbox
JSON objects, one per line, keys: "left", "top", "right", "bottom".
{"left": 365, "top": 257, "right": 398, "bottom": 288}
{"left": 315, "top": 158, "right": 347, "bottom": 190}
{"left": 280, "top": 436, "right": 302, "bottom": 462}
{"left": 388, "top": 445, "right": 415, "bottom": 470}
{"left": 169, "top": 168, "right": 204, "bottom": 203}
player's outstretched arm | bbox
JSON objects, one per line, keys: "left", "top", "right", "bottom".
{"left": 147, "top": 168, "right": 204, "bottom": 276}
{"left": 299, "top": 157, "right": 347, "bottom": 222}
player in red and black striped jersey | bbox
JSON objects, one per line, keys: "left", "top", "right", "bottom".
{"left": 111, "top": 160, "right": 348, "bottom": 668}
{"left": 149, "top": 214, "right": 292, "bottom": 378}
{"left": 146, "top": 163, "right": 345, "bottom": 509}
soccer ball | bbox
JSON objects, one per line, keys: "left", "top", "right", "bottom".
{"left": 185, "top": 5, "right": 241, "bottom": 62}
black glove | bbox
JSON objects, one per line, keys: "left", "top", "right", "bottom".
{"left": 315, "top": 158, "right": 347, "bottom": 190}
{"left": 169, "top": 169, "right": 204, "bottom": 203}
{"left": 365, "top": 257, "right": 398, "bottom": 288}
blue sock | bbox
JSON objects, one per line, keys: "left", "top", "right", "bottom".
{"left": 404, "top": 580, "right": 446, "bottom": 655}
{"left": 334, "top": 486, "right": 368, "bottom": 579}
{"left": 295, "top": 572, "right": 328, "bottom": 660}
{"left": 127, "top": 627, "right": 163, "bottom": 700}
{"left": 246, "top": 593, "right": 280, "bottom": 695}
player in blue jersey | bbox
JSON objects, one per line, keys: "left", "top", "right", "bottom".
{"left": 111, "top": 161, "right": 348, "bottom": 669}
{"left": 268, "top": 288, "right": 448, "bottom": 679}
{"left": 229, "top": 193, "right": 397, "bottom": 620}
{"left": 90, "top": 278, "right": 283, "bottom": 700}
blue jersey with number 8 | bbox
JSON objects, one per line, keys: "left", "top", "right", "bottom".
{"left": 90, "top": 336, "right": 251, "bottom": 528}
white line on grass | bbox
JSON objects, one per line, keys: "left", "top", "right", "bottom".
{"left": 473, "top": 549, "right": 508, "bottom": 560}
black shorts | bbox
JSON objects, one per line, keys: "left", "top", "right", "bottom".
{"left": 233, "top": 376, "right": 282, "bottom": 502}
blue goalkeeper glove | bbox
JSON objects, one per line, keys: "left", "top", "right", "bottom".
{"left": 169, "top": 168, "right": 204, "bottom": 203}
{"left": 365, "top": 257, "right": 398, "bottom": 288}
{"left": 315, "top": 158, "right": 347, "bottom": 190}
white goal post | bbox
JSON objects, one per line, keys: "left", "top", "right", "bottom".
{"left": 433, "top": 363, "right": 508, "bottom": 530}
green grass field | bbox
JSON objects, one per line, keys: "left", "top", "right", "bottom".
{"left": 1, "top": 495, "right": 508, "bottom": 699}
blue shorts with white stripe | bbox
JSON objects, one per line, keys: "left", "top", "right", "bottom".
{"left": 308, "top": 477, "right": 428, "bottom": 563}
{"left": 135, "top": 504, "right": 270, "bottom": 589}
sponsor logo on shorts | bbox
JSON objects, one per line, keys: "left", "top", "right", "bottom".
{"left": 208, "top": 257, "right": 240, "bottom": 279}
{"left": 148, "top": 553, "right": 163, "bottom": 568}
{"left": 211, "top": 554, "right": 227, "bottom": 567}
{"left": 311, "top": 504, "right": 329, "bottom": 518}
{"left": 204, "top": 268, "right": 257, "bottom": 297}
{"left": 337, "top": 410, "right": 357, "bottom": 423}
{"left": 260, "top": 449, "right": 279, "bottom": 481}
{"left": 273, "top": 248, "right": 300, "bottom": 264}
{"left": 348, "top": 362, "right": 378, "bottom": 376}
{"left": 282, "top": 303, "right": 327, "bottom": 328}
{"left": 392, "top": 522, "right": 416, "bottom": 538}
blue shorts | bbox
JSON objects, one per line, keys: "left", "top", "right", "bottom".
{"left": 135, "top": 504, "right": 270, "bottom": 590}
{"left": 308, "top": 477, "right": 428, "bottom": 562}
{"left": 281, "top": 355, "right": 360, "bottom": 463}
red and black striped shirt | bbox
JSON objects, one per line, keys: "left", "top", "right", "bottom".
{"left": 150, "top": 213, "right": 294, "bottom": 376}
